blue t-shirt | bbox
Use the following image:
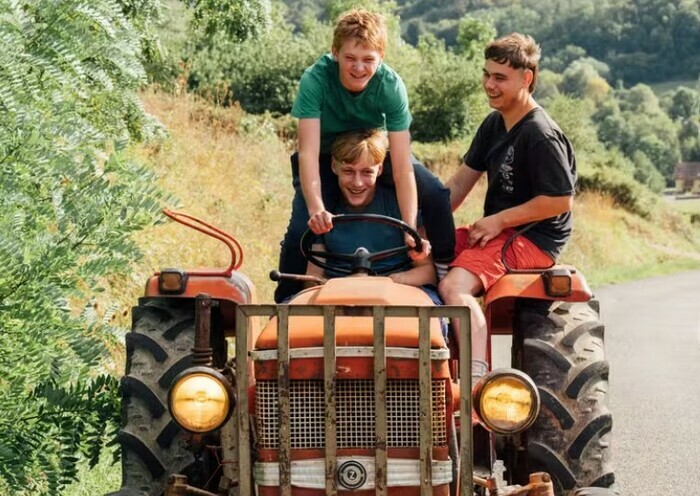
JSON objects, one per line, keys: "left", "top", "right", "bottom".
{"left": 321, "top": 185, "right": 408, "bottom": 275}
{"left": 319, "top": 186, "right": 447, "bottom": 339}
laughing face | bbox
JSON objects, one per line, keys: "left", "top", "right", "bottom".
{"left": 333, "top": 40, "right": 383, "bottom": 93}
{"left": 481, "top": 59, "right": 532, "bottom": 112}
{"left": 332, "top": 152, "right": 383, "bottom": 210}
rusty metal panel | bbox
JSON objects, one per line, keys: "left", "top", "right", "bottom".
{"left": 459, "top": 307, "right": 473, "bottom": 496}
{"left": 418, "top": 307, "right": 433, "bottom": 496}
{"left": 234, "top": 306, "right": 251, "bottom": 496}
{"left": 373, "top": 306, "right": 387, "bottom": 496}
{"left": 236, "top": 303, "right": 471, "bottom": 495}
{"left": 277, "top": 306, "right": 291, "bottom": 496}
{"left": 323, "top": 306, "right": 338, "bottom": 496}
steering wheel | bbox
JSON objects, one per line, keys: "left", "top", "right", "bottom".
{"left": 300, "top": 213, "right": 423, "bottom": 276}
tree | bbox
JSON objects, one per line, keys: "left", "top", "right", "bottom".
{"left": 0, "top": 0, "right": 270, "bottom": 493}
{"left": 455, "top": 15, "right": 495, "bottom": 60}
{"left": 0, "top": 1, "right": 168, "bottom": 492}
{"left": 187, "top": 4, "right": 323, "bottom": 113}
{"left": 543, "top": 94, "right": 602, "bottom": 156}
{"left": 667, "top": 87, "right": 700, "bottom": 120}
{"left": 543, "top": 44, "right": 586, "bottom": 73}
{"left": 679, "top": 117, "right": 700, "bottom": 161}
{"left": 670, "top": 2, "right": 700, "bottom": 63}
{"left": 631, "top": 150, "right": 666, "bottom": 192}
{"left": 585, "top": 75, "right": 612, "bottom": 104}
{"left": 619, "top": 83, "right": 662, "bottom": 114}
{"left": 186, "top": 0, "right": 271, "bottom": 41}
{"left": 409, "top": 33, "right": 483, "bottom": 142}
{"left": 560, "top": 60, "right": 604, "bottom": 98}
{"left": 534, "top": 69, "right": 562, "bottom": 102}
{"left": 595, "top": 91, "right": 681, "bottom": 180}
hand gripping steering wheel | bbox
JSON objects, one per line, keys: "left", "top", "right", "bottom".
{"left": 300, "top": 213, "right": 423, "bottom": 276}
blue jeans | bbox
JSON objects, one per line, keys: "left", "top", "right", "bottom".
{"left": 274, "top": 152, "right": 455, "bottom": 303}
{"left": 419, "top": 284, "right": 449, "bottom": 343}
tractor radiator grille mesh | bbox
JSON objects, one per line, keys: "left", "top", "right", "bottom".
{"left": 255, "top": 379, "right": 447, "bottom": 449}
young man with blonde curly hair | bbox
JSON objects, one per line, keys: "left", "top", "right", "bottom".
{"left": 275, "top": 8, "right": 454, "bottom": 303}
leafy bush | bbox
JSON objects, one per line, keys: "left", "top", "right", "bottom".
{"left": 187, "top": 0, "right": 271, "bottom": 41}
{"left": 404, "top": 33, "right": 484, "bottom": 142}
{"left": 186, "top": 5, "right": 325, "bottom": 113}
{"left": 0, "top": 1, "right": 169, "bottom": 492}
{"left": 578, "top": 164, "right": 658, "bottom": 219}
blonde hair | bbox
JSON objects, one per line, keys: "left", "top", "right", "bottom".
{"left": 332, "top": 9, "right": 387, "bottom": 56}
{"left": 331, "top": 129, "right": 388, "bottom": 166}
{"left": 485, "top": 33, "right": 541, "bottom": 93}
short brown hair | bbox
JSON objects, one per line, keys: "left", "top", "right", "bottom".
{"left": 332, "top": 9, "right": 387, "bottom": 56}
{"left": 331, "top": 129, "right": 388, "bottom": 166}
{"left": 485, "top": 33, "right": 541, "bottom": 93}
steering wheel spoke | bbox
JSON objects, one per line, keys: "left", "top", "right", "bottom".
{"left": 308, "top": 249, "right": 357, "bottom": 262}
{"left": 367, "top": 245, "right": 410, "bottom": 262}
{"left": 300, "top": 214, "right": 423, "bottom": 277}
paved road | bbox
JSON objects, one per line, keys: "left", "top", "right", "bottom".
{"left": 595, "top": 271, "right": 700, "bottom": 494}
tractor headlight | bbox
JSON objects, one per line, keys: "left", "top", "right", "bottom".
{"left": 168, "top": 367, "right": 234, "bottom": 433}
{"left": 473, "top": 369, "right": 539, "bottom": 434}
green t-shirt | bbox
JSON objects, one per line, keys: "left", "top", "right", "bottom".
{"left": 291, "top": 54, "right": 412, "bottom": 154}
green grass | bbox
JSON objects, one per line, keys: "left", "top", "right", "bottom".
{"left": 672, "top": 197, "right": 700, "bottom": 213}
{"left": 649, "top": 78, "right": 698, "bottom": 95}
{"left": 588, "top": 256, "right": 700, "bottom": 288}
{"left": 667, "top": 196, "right": 700, "bottom": 229}
{"left": 62, "top": 452, "right": 121, "bottom": 496}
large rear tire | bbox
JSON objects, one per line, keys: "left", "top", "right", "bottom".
{"left": 515, "top": 300, "right": 615, "bottom": 495}
{"left": 113, "top": 298, "right": 196, "bottom": 495}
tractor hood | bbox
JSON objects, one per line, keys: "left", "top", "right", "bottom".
{"left": 255, "top": 277, "right": 446, "bottom": 350}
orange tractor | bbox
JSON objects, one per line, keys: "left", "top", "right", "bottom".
{"left": 109, "top": 210, "right": 615, "bottom": 496}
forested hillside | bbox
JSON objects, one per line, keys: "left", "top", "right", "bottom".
{"left": 189, "top": 0, "right": 700, "bottom": 185}
{"left": 283, "top": 0, "right": 700, "bottom": 86}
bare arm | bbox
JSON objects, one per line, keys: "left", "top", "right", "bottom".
{"left": 387, "top": 130, "right": 418, "bottom": 229}
{"left": 388, "top": 226, "right": 436, "bottom": 286}
{"left": 445, "top": 164, "right": 483, "bottom": 212}
{"left": 468, "top": 195, "right": 573, "bottom": 248}
{"left": 298, "top": 118, "right": 333, "bottom": 233}
{"left": 388, "top": 255, "right": 437, "bottom": 286}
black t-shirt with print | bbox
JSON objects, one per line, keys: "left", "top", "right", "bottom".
{"left": 463, "top": 107, "right": 576, "bottom": 260}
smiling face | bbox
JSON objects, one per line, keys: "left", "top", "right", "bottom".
{"left": 332, "top": 151, "right": 383, "bottom": 210}
{"left": 333, "top": 40, "right": 383, "bottom": 93}
{"left": 482, "top": 59, "right": 533, "bottom": 113}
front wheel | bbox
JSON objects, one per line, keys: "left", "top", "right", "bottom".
{"left": 111, "top": 298, "right": 196, "bottom": 495}
{"left": 515, "top": 300, "right": 616, "bottom": 495}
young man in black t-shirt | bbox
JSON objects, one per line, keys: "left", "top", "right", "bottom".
{"left": 438, "top": 33, "right": 577, "bottom": 386}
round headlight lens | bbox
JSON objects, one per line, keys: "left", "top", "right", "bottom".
{"left": 169, "top": 370, "right": 232, "bottom": 433}
{"left": 474, "top": 370, "right": 539, "bottom": 434}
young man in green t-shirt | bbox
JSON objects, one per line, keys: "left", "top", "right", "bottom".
{"left": 275, "top": 8, "right": 455, "bottom": 303}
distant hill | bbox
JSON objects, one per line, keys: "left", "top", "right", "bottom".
{"left": 280, "top": 0, "right": 700, "bottom": 86}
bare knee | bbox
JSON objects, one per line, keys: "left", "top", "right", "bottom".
{"left": 438, "top": 273, "right": 459, "bottom": 302}
{"left": 438, "top": 268, "right": 482, "bottom": 302}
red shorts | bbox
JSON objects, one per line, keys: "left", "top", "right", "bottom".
{"left": 451, "top": 226, "right": 554, "bottom": 292}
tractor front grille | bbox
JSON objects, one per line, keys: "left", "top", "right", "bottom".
{"left": 255, "top": 379, "right": 447, "bottom": 449}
